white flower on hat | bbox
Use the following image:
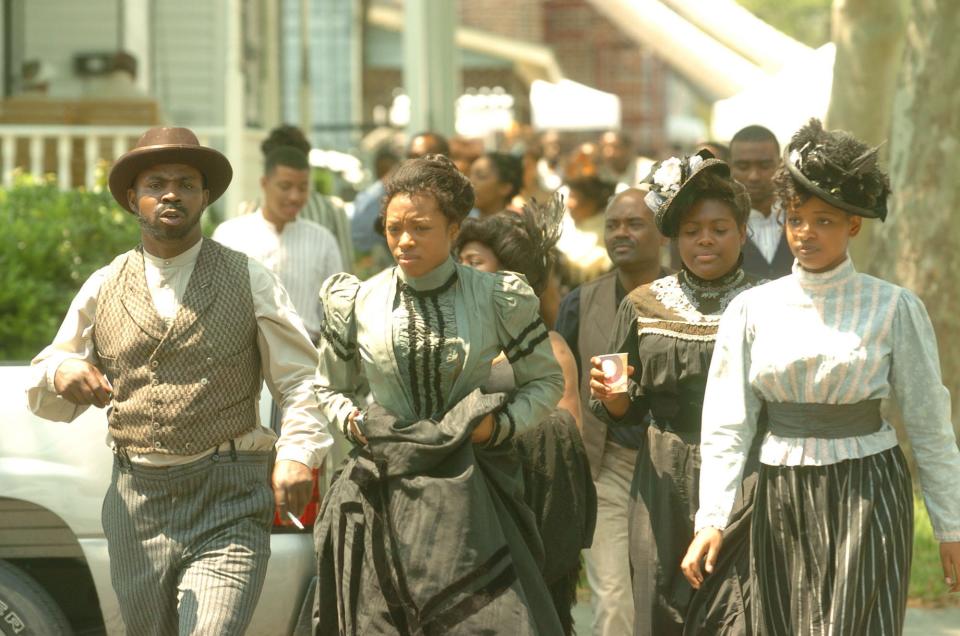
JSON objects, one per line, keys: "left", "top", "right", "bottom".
{"left": 789, "top": 149, "right": 803, "bottom": 167}
{"left": 652, "top": 157, "right": 683, "bottom": 192}
{"left": 688, "top": 154, "right": 704, "bottom": 173}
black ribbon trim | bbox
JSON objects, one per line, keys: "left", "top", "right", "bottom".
{"left": 503, "top": 316, "right": 547, "bottom": 355}
{"left": 420, "top": 545, "right": 511, "bottom": 620}
{"left": 421, "top": 561, "right": 518, "bottom": 635}
{"left": 402, "top": 291, "right": 423, "bottom": 418}
{"left": 506, "top": 329, "right": 550, "bottom": 364}
{"left": 320, "top": 322, "right": 355, "bottom": 360}
{"left": 397, "top": 271, "right": 459, "bottom": 298}
{"left": 430, "top": 294, "right": 445, "bottom": 418}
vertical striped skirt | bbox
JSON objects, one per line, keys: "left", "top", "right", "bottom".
{"left": 751, "top": 446, "right": 913, "bottom": 636}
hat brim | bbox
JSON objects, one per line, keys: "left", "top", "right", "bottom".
{"left": 108, "top": 145, "right": 233, "bottom": 213}
{"left": 783, "top": 147, "right": 886, "bottom": 220}
{"left": 656, "top": 159, "right": 730, "bottom": 237}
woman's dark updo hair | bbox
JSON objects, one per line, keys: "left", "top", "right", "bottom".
{"left": 382, "top": 154, "right": 475, "bottom": 225}
{"left": 454, "top": 196, "right": 564, "bottom": 296}
{"left": 484, "top": 151, "right": 523, "bottom": 203}
{"left": 261, "top": 124, "right": 311, "bottom": 156}
{"left": 680, "top": 170, "right": 751, "bottom": 228}
{"left": 773, "top": 118, "right": 890, "bottom": 216}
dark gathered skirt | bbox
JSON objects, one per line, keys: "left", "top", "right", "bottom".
{"left": 751, "top": 445, "right": 914, "bottom": 636}
{"left": 629, "top": 425, "right": 756, "bottom": 636}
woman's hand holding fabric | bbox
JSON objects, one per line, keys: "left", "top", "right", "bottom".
{"left": 471, "top": 413, "right": 495, "bottom": 444}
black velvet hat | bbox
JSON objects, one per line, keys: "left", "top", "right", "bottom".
{"left": 782, "top": 119, "right": 890, "bottom": 220}
{"left": 642, "top": 149, "right": 740, "bottom": 237}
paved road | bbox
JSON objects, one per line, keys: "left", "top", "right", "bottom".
{"left": 572, "top": 603, "right": 960, "bottom": 635}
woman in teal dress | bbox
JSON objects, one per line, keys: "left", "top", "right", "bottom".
{"left": 312, "top": 155, "right": 565, "bottom": 635}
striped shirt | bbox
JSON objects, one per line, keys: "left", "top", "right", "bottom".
{"left": 213, "top": 210, "right": 344, "bottom": 339}
{"left": 696, "top": 257, "right": 960, "bottom": 541}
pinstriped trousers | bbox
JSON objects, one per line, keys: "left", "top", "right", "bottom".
{"left": 751, "top": 446, "right": 913, "bottom": 635}
{"left": 102, "top": 451, "right": 273, "bottom": 636}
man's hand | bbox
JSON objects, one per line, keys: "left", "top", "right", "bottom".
{"left": 272, "top": 459, "right": 314, "bottom": 523}
{"left": 589, "top": 356, "right": 634, "bottom": 419}
{"left": 54, "top": 359, "right": 112, "bottom": 408}
{"left": 471, "top": 413, "right": 495, "bottom": 445}
{"left": 681, "top": 527, "right": 723, "bottom": 589}
{"left": 941, "top": 541, "right": 960, "bottom": 593}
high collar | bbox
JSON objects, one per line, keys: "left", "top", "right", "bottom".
{"left": 793, "top": 254, "right": 856, "bottom": 291}
{"left": 143, "top": 237, "right": 203, "bottom": 269}
{"left": 679, "top": 255, "right": 745, "bottom": 293}
{"left": 396, "top": 256, "right": 458, "bottom": 293}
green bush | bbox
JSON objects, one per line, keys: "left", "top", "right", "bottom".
{"left": 0, "top": 176, "right": 140, "bottom": 361}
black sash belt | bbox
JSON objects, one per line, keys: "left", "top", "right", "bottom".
{"left": 767, "top": 399, "right": 883, "bottom": 439}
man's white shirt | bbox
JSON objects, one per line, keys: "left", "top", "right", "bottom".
{"left": 213, "top": 210, "right": 343, "bottom": 340}
{"left": 747, "top": 201, "right": 784, "bottom": 264}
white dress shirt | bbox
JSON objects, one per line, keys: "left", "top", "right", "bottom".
{"left": 695, "top": 257, "right": 960, "bottom": 541}
{"left": 26, "top": 239, "right": 332, "bottom": 468}
{"left": 213, "top": 210, "right": 343, "bottom": 339}
{"left": 746, "top": 202, "right": 784, "bottom": 264}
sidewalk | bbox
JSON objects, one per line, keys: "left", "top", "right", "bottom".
{"left": 572, "top": 603, "right": 960, "bottom": 635}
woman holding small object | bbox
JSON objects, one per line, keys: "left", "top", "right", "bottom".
{"left": 313, "top": 155, "right": 566, "bottom": 634}
{"left": 682, "top": 119, "right": 960, "bottom": 634}
{"left": 590, "top": 151, "right": 762, "bottom": 636}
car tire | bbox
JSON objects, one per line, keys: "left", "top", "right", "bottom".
{"left": 0, "top": 560, "right": 74, "bottom": 635}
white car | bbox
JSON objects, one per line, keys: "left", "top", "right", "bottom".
{"left": 0, "top": 364, "right": 317, "bottom": 635}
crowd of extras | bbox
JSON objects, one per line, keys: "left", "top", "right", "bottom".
{"left": 34, "top": 116, "right": 960, "bottom": 636}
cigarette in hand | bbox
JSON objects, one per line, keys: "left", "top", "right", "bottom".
{"left": 285, "top": 511, "right": 305, "bottom": 530}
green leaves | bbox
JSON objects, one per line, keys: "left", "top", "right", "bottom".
{"left": 0, "top": 177, "right": 139, "bottom": 361}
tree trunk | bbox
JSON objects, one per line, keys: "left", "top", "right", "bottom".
{"left": 826, "top": 0, "right": 905, "bottom": 268}
{"left": 872, "top": 0, "right": 960, "bottom": 436}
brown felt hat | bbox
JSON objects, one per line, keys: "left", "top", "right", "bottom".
{"left": 108, "top": 127, "right": 232, "bottom": 213}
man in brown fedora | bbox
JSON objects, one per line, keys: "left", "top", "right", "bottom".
{"left": 26, "top": 127, "right": 332, "bottom": 635}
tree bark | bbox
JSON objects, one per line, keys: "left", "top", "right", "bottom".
{"left": 826, "top": 0, "right": 906, "bottom": 268}
{"left": 873, "top": 0, "right": 960, "bottom": 435}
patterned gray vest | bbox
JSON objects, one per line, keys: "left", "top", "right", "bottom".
{"left": 92, "top": 240, "right": 261, "bottom": 455}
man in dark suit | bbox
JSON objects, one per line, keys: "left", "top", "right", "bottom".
{"left": 730, "top": 125, "right": 793, "bottom": 279}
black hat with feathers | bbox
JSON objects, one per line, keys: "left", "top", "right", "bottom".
{"left": 781, "top": 118, "right": 890, "bottom": 220}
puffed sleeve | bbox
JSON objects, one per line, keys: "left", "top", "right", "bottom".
{"left": 695, "top": 291, "right": 764, "bottom": 532}
{"left": 489, "top": 272, "right": 564, "bottom": 446}
{"left": 890, "top": 290, "right": 960, "bottom": 541}
{"left": 314, "top": 272, "right": 364, "bottom": 442}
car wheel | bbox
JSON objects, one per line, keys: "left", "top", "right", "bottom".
{"left": 0, "top": 560, "right": 74, "bottom": 635}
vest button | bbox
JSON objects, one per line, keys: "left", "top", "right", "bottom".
{"left": 151, "top": 360, "right": 159, "bottom": 368}
{"left": 152, "top": 421, "right": 160, "bottom": 429}
{"left": 154, "top": 441, "right": 162, "bottom": 449}
{"left": 206, "top": 357, "right": 213, "bottom": 364}
{"left": 200, "top": 378, "right": 209, "bottom": 385}
{"left": 211, "top": 454, "right": 220, "bottom": 462}
{"left": 152, "top": 378, "right": 159, "bottom": 386}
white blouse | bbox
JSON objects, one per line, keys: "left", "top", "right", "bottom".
{"left": 695, "top": 257, "right": 960, "bottom": 542}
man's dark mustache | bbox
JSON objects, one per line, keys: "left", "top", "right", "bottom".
{"left": 610, "top": 240, "right": 637, "bottom": 249}
{"left": 157, "top": 204, "right": 186, "bottom": 214}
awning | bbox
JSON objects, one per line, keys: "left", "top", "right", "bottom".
{"left": 711, "top": 44, "right": 836, "bottom": 144}
{"left": 529, "top": 79, "right": 621, "bottom": 131}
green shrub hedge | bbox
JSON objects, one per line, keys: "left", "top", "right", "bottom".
{"left": 0, "top": 176, "right": 140, "bottom": 361}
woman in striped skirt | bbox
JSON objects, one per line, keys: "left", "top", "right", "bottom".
{"left": 682, "top": 118, "right": 960, "bottom": 634}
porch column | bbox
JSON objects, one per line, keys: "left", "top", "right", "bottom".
{"left": 403, "top": 0, "right": 459, "bottom": 137}
{"left": 122, "top": 0, "right": 151, "bottom": 95}
{"left": 223, "top": 0, "right": 244, "bottom": 218}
